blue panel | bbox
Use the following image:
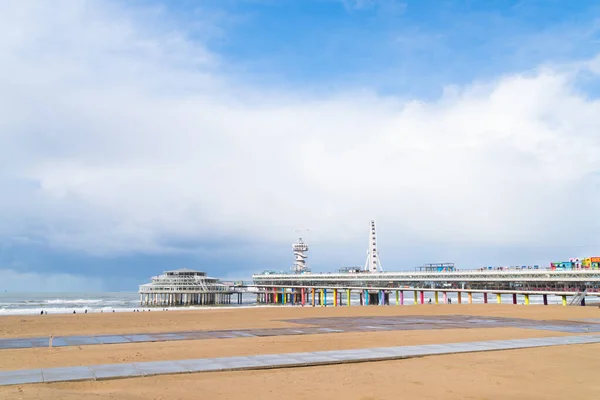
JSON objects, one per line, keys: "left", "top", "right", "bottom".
{"left": 134, "top": 361, "right": 189, "bottom": 376}
{"left": 123, "top": 334, "right": 157, "bottom": 342}
{"left": 251, "top": 354, "right": 302, "bottom": 366}
{"left": 0, "top": 369, "right": 43, "bottom": 385}
{"left": 42, "top": 366, "right": 96, "bottom": 383}
{"left": 63, "top": 337, "right": 100, "bottom": 346}
{"left": 149, "top": 334, "right": 186, "bottom": 340}
{"left": 0, "top": 340, "right": 33, "bottom": 349}
{"left": 49, "top": 338, "right": 68, "bottom": 347}
{"left": 174, "top": 359, "right": 227, "bottom": 373}
{"left": 218, "top": 356, "right": 267, "bottom": 369}
{"left": 28, "top": 338, "right": 50, "bottom": 347}
{"left": 89, "top": 363, "right": 144, "bottom": 380}
{"left": 95, "top": 335, "right": 131, "bottom": 344}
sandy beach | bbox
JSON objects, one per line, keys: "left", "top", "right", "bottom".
{"left": 1, "top": 304, "right": 599, "bottom": 399}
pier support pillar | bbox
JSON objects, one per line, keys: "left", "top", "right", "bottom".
{"left": 400, "top": 291, "right": 404, "bottom": 305}
{"left": 312, "top": 289, "right": 316, "bottom": 307}
{"left": 562, "top": 295, "right": 567, "bottom": 306}
{"left": 413, "top": 291, "right": 418, "bottom": 305}
{"left": 360, "top": 291, "right": 364, "bottom": 306}
{"left": 364, "top": 290, "right": 369, "bottom": 306}
{"left": 512, "top": 293, "right": 517, "bottom": 305}
{"left": 524, "top": 294, "right": 530, "bottom": 305}
{"left": 333, "top": 289, "right": 338, "bottom": 307}
{"left": 496, "top": 294, "right": 501, "bottom": 304}
{"left": 468, "top": 292, "right": 472, "bottom": 304}
{"left": 379, "top": 290, "right": 384, "bottom": 306}
{"left": 434, "top": 291, "right": 439, "bottom": 304}
{"left": 483, "top": 293, "right": 488, "bottom": 304}
{"left": 301, "top": 288, "right": 305, "bottom": 306}
{"left": 443, "top": 292, "right": 448, "bottom": 304}
{"left": 321, "top": 289, "right": 326, "bottom": 307}
{"left": 420, "top": 291, "right": 424, "bottom": 305}
{"left": 395, "top": 291, "right": 399, "bottom": 306}
{"left": 457, "top": 292, "right": 462, "bottom": 304}
{"left": 347, "top": 289, "right": 351, "bottom": 306}
{"left": 543, "top": 294, "right": 548, "bottom": 305}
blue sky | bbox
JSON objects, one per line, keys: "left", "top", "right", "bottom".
{"left": 1, "top": 0, "right": 600, "bottom": 291}
{"left": 155, "top": 0, "right": 600, "bottom": 96}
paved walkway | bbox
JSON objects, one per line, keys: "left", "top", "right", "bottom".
{"left": 1, "top": 334, "right": 599, "bottom": 386}
{"left": 2, "top": 315, "right": 600, "bottom": 350}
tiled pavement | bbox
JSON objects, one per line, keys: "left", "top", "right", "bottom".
{"left": 1, "top": 334, "right": 600, "bottom": 386}
{"left": 2, "top": 315, "right": 600, "bottom": 350}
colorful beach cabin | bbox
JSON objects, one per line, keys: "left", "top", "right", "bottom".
{"left": 582, "top": 257, "right": 600, "bottom": 269}
{"left": 550, "top": 261, "right": 574, "bottom": 270}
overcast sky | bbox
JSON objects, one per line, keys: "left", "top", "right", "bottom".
{"left": 1, "top": 0, "right": 600, "bottom": 291}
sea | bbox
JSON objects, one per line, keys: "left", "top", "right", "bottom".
{"left": 0, "top": 291, "right": 562, "bottom": 316}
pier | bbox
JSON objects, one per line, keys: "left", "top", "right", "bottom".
{"left": 251, "top": 269, "right": 600, "bottom": 306}
{"left": 139, "top": 269, "right": 242, "bottom": 307}
{"left": 252, "top": 221, "right": 600, "bottom": 307}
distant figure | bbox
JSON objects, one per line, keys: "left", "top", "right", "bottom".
{"left": 428, "top": 298, "right": 432, "bottom": 304}
{"left": 112, "top": 310, "right": 115, "bottom": 313}
{"left": 73, "top": 310, "right": 76, "bottom": 314}
{"left": 448, "top": 298, "right": 452, "bottom": 304}
{"left": 84, "top": 309, "right": 88, "bottom": 314}
{"left": 40, "top": 310, "right": 44, "bottom": 315}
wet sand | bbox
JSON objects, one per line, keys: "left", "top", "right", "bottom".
{"left": 1, "top": 304, "right": 599, "bottom": 399}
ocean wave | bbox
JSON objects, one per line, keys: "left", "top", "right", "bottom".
{"left": 0, "top": 304, "right": 278, "bottom": 316}
{"left": 44, "top": 299, "right": 106, "bottom": 305}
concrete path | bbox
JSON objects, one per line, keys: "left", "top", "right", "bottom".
{"left": 1, "top": 334, "right": 599, "bottom": 386}
{"left": 3, "top": 315, "right": 600, "bottom": 350}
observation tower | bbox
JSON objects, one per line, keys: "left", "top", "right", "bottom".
{"left": 291, "top": 238, "right": 310, "bottom": 273}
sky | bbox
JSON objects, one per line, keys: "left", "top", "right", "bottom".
{"left": 1, "top": 0, "right": 600, "bottom": 292}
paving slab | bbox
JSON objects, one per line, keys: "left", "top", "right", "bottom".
{"left": 63, "top": 337, "right": 100, "bottom": 346}
{"left": 123, "top": 334, "right": 157, "bottom": 342}
{"left": 0, "top": 369, "right": 44, "bottom": 385}
{"left": 0, "top": 340, "right": 33, "bottom": 350}
{"left": 95, "top": 335, "right": 132, "bottom": 344}
{"left": 89, "top": 363, "right": 144, "bottom": 380}
{"left": 218, "top": 356, "right": 269, "bottom": 369}
{"left": 134, "top": 361, "right": 189, "bottom": 376}
{"left": 287, "top": 352, "right": 342, "bottom": 364}
{"left": 3, "top": 334, "right": 600, "bottom": 386}
{"left": 42, "top": 366, "right": 96, "bottom": 383}
{"left": 174, "top": 359, "right": 228, "bottom": 373}
{"left": 251, "top": 354, "right": 305, "bottom": 366}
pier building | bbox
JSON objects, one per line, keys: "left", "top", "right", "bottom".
{"left": 252, "top": 221, "right": 600, "bottom": 307}
{"left": 139, "top": 268, "right": 238, "bottom": 307}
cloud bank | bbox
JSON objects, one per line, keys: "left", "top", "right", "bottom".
{"left": 1, "top": 1, "right": 600, "bottom": 270}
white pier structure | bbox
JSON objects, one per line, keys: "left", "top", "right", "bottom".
{"left": 252, "top": 221, "right": 600, "bottom": 306}
{"left": 139, "top": 269, "right": 236, "bottom": 307}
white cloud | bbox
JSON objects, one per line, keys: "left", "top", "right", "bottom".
{"left": 1, "top": 0, "right": 600, "bottom": 262}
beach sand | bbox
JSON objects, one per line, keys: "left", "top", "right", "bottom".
{"left": 1, "top": 304, "right": 599, "bottom": 399}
